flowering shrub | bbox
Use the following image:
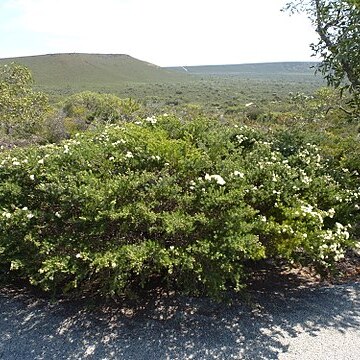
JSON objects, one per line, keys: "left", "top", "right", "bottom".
{"left": 0, "top": 115, "right": 358, "bottom": 298}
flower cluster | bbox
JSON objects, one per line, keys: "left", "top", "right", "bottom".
{"left": 204, "top": 173, "right": 226, "bottom": 185}
{"left": 145, "top": 116, "right": 157, "bottom": 125}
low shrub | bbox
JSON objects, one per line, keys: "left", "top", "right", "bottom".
{"left": 0, "top": 116, "right": 358, "bottom": 298}
{"left": 62, "top": 91, "right": 141, "bottom": 125}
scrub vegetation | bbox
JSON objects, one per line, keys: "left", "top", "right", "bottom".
{"left": 0, "top": 52, "right": 359, "bottom": 299}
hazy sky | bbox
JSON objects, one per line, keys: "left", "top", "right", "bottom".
{"left": 0, "top": 0, "right": 318, "bottom": 66}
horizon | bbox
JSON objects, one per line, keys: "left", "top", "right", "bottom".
{"left": 0, "top": 0, "right": 318, "bottom": 67}
{"left": 0, "top": 52, "right": 320, "bottom": 68}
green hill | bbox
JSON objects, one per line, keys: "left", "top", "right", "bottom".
{"left": 0, "top": 53, "right": 189, "bottom": 88}
{"left": 0, "top": 54, "right": 319, "bottom": 88}
{"left": 0, "top": 54, "right": 324, "bottom": 104}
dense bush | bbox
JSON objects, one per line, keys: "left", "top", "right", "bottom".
{"left": 39, "top": 92, "right": 142, "bottom": 143}
{"left": 0, "top": 63, "right": 49, "bottom": 137}
{"left": 0, "top": 115, "right": 358, "bottom": 298}
{"left": 62, "top": 91, "right": 141, "bottom": 125}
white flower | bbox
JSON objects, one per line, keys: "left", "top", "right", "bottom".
{"left": 29, "top": 174, "right": 35, "bottom": 181}
{"left": 145, "top": 116, "right": 157, "bottom": 124}
{"left": 302, "top": 175, "right": 311, "bottom": 184}
{"left": 334, "top": 253, "right": 345, "bottom": 261}
{"left": 125, "top": 151, "right": 133, "bottom": 158}
{"left": 55, "top": 212, "right": 61, "bottom": 218}
{"left": 236, "top": 134, "right": 248, "bottom": 143}
{"left": 335, "top": 222, "right": 344, "bottom": 231}
{"left": 75, "top": 253, "right": 82, "bottom": 258}
{"left": 38, "top": 159, "right": 44, "bottom": 165}
{"left": 109, "top": 156, "right": 115, "bottom": 161}
{"left": 328, "top": 208, "right": 335, "bottom": 218}
{"left": 112, "top": 139, "right": 126, "bottom": 146}
{"left": 27, "top": 213, "right": 34, "bottom": 219}
{"left": 233, "top": 171, "right": 244, "bottom": 178}
{"left": 205, "top": 173, "right": 226, "bottom": 185}
{"left": 301, "top": 204, "right": 314, "bottom": 214}
{"left": 22, "top": 207, "right": 28, "bottom": 211}
{"left": 12, "top": 161, "right": 21, "bottom": 166}
{"left": 3, "top": 212, "right": 11, "bottom": 219}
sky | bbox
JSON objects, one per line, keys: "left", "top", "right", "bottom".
{"left": 0, "top": 0, "right": 319, "bottom": 67}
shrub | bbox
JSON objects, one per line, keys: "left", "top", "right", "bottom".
{"left": 0, "top": 116, "right": 358, "bottom": 298}
{"left": 62, "top": 91, "right": 141, "bottom": 126}
{"left": 0, "top": 63, "right": 49, "bottom": 137}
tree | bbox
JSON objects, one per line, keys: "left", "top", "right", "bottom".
{"left": 0, "top": 62, "right": 48, "bottom": 136}
{"left": 284, "top": 0, "right": 360, "bottom": 114}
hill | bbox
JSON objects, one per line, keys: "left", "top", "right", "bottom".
{"left": 0, "top": 53, "right": 189, "bottom": 89}
{"left": 0, "top": 55, "right": 324, "bottom": 104}
{"left": 0, "top": 54, "right": 320, "bottom": 88}
{"left": 165, "top": 62, "right": 319, "bottom": 76}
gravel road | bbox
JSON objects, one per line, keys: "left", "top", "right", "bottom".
{"left": 0, "top": 281, "right": 359, "bottom": 360}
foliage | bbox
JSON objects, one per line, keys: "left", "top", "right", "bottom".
{"left": 0, "top": 63, "right": 49, "bottom": 136}
{"left": 62, "top": 91, "right": 141, "bottom": 124}
{"left": 284, "top": 0, "right": 360, "bottom": 114}
{"left": 37, "top": 92, "right": 143, "bottom": 142}
{"left": 0, "top": 116, "right": 358, "bottom": 298}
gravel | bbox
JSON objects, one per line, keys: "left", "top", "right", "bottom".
{"left": 0, "top": 282, "right": 359, "bottom": 359}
